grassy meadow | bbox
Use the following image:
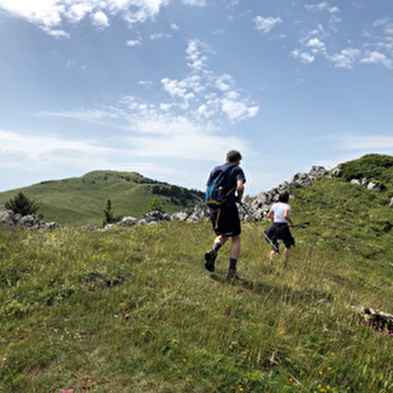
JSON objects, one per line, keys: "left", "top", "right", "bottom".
{"left": 1, "top": 175, "right": 393, "bottom": 392}
{"left": 0, "top": 171, "right": 204, "bottom": 228}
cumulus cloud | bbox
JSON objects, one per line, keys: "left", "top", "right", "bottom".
{"left": 291, "top": 49, "right": 315, "bottom": 64}
{"left": 0, "top": 0, "right": 177, "bottom": 36}
{"left": 361, "top": 51, "right": 393, "bottom": 68}
{"left": 92, "top": 10, "right": 109, "bottom": 27}
{"left": 254, "top": 16, "right": 283, "bottom": 34}
{"left": 159, "top": 39, "right": 259, "bottom": 123}
{"left": 329, "top": 48, "right": 361, "bottom": 69}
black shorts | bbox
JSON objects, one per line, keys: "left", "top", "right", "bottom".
{"left": 210, "top": 203, "right": 241, "bottom": 237}
{"left": 264, "top": 222, "right": 295, "bottom": 250}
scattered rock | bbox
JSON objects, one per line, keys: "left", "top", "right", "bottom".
{"left": 0, "top": 210, "right": 60, "bottom": 231}
{"left": 353, "top": 306, "right": 393, "bottom": 332}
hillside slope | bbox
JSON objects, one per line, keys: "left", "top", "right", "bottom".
{"left": 0, "top": 171, "right": 204, "bottom": 227}
{"left": 1, "top": 155, "right": 393, "bottom": 392}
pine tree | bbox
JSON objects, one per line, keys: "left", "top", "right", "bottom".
{"left": 148, "top": 197, "right": 165, "bottom": 213}
{"left": 103, "top": 199, "right": 114, "bottom": 227}
{"left": 5, "top": 192, "right": 39, "bottom": 216}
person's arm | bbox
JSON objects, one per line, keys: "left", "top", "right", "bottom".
{"left": 267, "top": 209, "right": 274, "bottom": 221}
{"left": 236, "top": 179, "right": 244, "bottom": 201}
{"left": 284, "top": 209, "right": 295, "bottom": 227}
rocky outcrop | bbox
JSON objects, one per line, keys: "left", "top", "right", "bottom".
{"left": 247, "top": 166, "right": 328, "bottom": 221}
{"left": 0, "top": 210, "right": 60, "bottom": 230}
{"left": 351, "top": 178, "right": 385, "bottom": 192}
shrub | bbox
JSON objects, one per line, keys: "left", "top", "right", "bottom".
{"left": 4, "top": 192, "right": 39, "bottom": 216}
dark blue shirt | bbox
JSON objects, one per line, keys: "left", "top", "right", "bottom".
{"left": 207, "top": 163, "right": 246, "bottom": 205}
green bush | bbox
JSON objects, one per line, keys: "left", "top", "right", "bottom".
{"left": 339, "top": 154, "right": 393, "bottom": 183}
{"left": 4, "top": 191, "right": 39, "bottom": 216}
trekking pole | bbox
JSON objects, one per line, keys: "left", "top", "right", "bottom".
{"left": 239, "top": 202, "right": 279, "bottom": 254}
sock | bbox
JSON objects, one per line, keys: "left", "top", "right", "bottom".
{"left": 212, "top": 242, "right": 222, "bottom": 253}
{"left": 229, "top": 258, "right": 237, "bottom": 270}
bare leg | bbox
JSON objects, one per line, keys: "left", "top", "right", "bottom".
{"left": 269, "top": 249, "right": 276, "bottom": 265}
{"left": 229, "top": 235, "right": 241, "bottom": 259}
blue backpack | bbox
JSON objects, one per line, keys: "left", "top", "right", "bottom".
{"left": 204, "top": 165, "right": 235, "bottom": 211}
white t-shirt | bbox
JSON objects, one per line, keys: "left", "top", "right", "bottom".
{"left": 271, "top": 202, "right": 291, "bottom": 223}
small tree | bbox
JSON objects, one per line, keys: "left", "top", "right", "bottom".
{"left": 148, "top": 197, "right": 164, "bottom": 213}
{"left": 5, "top": 192, "right": 39, "bottom": 216}
{"left": 103, "top": 199, "right": 115, "bottom": 227}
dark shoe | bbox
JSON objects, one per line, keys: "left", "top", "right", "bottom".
{"left": 204, "top": 250, "right": 217, "bottom": 272}
{"left": 226, "top": 268, "right": 245, "bottom": 281}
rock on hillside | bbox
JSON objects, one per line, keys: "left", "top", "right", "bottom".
{"left": 0, "top": 210, "right": 60, "bottom": 230}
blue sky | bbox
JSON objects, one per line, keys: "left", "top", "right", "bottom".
{"left": 1, "top": 0, "right": 393, "bottom": 196}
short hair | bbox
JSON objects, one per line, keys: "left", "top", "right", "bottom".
{"left": 278, "top": 191, "right": 289, "bottom": 203}
{"left": 226, "top": 150, "right": 242, "bottom": 163}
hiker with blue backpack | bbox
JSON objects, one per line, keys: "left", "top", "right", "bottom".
{"left": 204, "top": 150, "right": 246, "bottom": 280}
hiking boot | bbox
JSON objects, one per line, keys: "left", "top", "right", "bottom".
{"left": 226, "top": 268, "right": 245, "bottom": 281}
{"left": 204, "top": 249, "right": 217, "bottom": 272}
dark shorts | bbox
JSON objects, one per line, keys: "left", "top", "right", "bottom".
{"left": 210, "top": 203, "right": 241, "bottom": 237}
{"left": 264, "top": 222, "right": 295, "bottom": 250}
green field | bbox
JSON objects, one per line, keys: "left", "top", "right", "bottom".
{"left": 1, "top": 156, "right": 393, "bottom": 392}
{"left": 0, "top": 171, "right": 204, "bottom": 228}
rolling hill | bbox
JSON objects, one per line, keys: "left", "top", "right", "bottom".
{"left": 0, "top": 171, "right": 204, "bottom": 227}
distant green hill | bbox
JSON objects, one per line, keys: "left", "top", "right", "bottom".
{"left": 338, "top": 153, "right": 393, "bottom": 184}
{"left": 0, "top": 171, "right": 204, "bottom": 227}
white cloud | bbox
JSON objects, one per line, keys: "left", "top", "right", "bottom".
{"left": 182, "top": 0, "right": 206, "bottom": 5}
{"left": 305, "top": 2, "right": 339, "bottom": 14}
{"left": 159, "top": 39, "right": 259, "bottom": 123}
{"left": 92, "top": 11, "right": 109, "bottom": 27}
{"left": 291, "top": 49, "right": 315, "bottom": 64}
{"left": 306, "top": 37, "right": 326, "bottom": 50}
{"left": 0, "top": 0, "right": 180, "bottom": 36}
{"left": 127, "top": 39, "right": 142, "bottom": 46}
{"left": 361, "top": 51, "right": 393, "bottom": 69}
{"left": 254, "top": 16, "right": 283, "bottom": 34}
{"left": 150, "top": 32, "right": 171, "bottom": 40}
{"left": 329, "top": 48, "right": 361, "bottom": 69}
{"left": 220, "top": 97, "right": 259, "bottom": 123}
{"left": 186, "top": 39, "right": 211, "bottom": 71}
{"left": 161, "top": 78, "right": 188, "bottom": 98}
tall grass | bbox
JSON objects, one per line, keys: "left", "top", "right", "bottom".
{"left": 1, "top": 179, "right": 393, "bottom": 392}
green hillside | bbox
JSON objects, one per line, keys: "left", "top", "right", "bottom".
{"left": 0, "top": 171, "right": 204, "bottom": 227}
{"left": 1, "top": 155, "right": 393, "bottom": 392}
{"left": 338, "top": 154, "right": 393, "bottom": 184}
